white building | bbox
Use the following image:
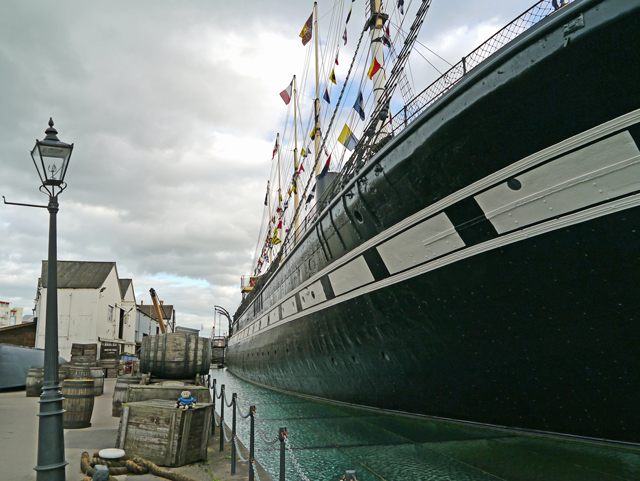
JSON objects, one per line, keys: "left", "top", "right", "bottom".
{"left": 137, "top": 303, "right": 176, "bottom": 335}
{"left": 0, "top": 302, "right": 10, "bottom": 326}
{"left": 134, "top": 302, "right": 159, "bottom": 343}
{"left": 34, "top": 261, "right": 137, "bottom": 360}
{"left": 0, "top": 302, "right": 23, "bottom": 327}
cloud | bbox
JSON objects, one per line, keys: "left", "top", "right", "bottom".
{"left": 0, "top": 0, "right": 542, "bottom": 330}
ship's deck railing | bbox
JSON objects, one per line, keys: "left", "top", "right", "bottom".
{"left": 390, "top": 0, "right": 574, "bottom": 135}
{"left": 262, "top": 0, "right": 573, "bottom": 278}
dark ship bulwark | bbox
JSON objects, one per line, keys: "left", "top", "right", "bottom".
{"left": 228, "top": 0, "right": 640, "bottom": 444}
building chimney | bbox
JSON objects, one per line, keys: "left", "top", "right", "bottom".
{"left": 140, "top": 300, "right": 143, "bottom": 305}
{"left": 160, "top": 300, "right": 164, "bottom": 305}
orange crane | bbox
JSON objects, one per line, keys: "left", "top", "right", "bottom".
{"left": 149, "top": 288, "right": 167, "bottom": 334}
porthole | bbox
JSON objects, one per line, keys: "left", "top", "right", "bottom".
{"left": 353, "top": 209, "right": 364, "bottom": 223}
{"left": 311, "top": 291, "right": 315, "bottom": 299}
{"left": 507, "top": 178, "right": 522, "bottom": 191}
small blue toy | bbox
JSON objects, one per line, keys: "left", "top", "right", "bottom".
{"left": 175, "top": 390, "right": 197, "bottom": 410}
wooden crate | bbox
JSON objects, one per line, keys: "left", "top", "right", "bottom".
{"left": 115, "top": 400, "right": 212, "bottom": 467}
{"left": 126, "top": 384, "right": 211, "bottom": 404}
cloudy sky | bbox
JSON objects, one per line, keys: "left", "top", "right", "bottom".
{"left": 0, "top": 0, "right": 539, "bottom": 333}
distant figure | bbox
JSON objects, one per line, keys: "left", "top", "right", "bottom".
{"left": 175, "top": 391, "right": 197, "bottom": 410}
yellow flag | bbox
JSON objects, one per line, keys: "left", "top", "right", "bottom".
{"left": 330, "top": 68, "right": 337, "bottom": 84}
{"left": 338, "top": 124, "right": 358, "bottom": 151}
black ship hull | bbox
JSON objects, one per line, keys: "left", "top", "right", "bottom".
{"left": 228, "top": 0, "right": 640, "bottom": 444}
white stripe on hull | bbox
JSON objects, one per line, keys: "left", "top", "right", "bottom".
{"left": 328, "top": 256, "right": 375, "bottom": 296}
{"left": 377, "top": 212, "right": 465, "bottom": 275}
{"left": 232, "top": 108, "right": 640, "bottom": 345}
{"left": 476, "top": 131, "right": 640, "bottom": 234}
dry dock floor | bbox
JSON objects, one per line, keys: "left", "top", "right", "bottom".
{"left": 0, "top": 378, "right": 268, "bottom": 481}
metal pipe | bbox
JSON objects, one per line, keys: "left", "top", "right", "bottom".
{"left": 278, "top": 427, "right": 287, "bottom": 481}
{"left": 249, "top": 406, "right": 256, "bottom": 481}
{"left": 231, "top": 393, "right": 237, "bottom": 475}
{"left": 211, "top": 379, "right": 216, "bottom": 437}
{"left": 219, "top": 384, "right": 225, "bottom": 452}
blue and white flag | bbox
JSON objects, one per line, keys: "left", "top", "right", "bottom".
{"left": 306, "top": 184, "right": 316, "bottom": 204}
{"left": 353, "top": 90, "right": 365, "bottom": 121}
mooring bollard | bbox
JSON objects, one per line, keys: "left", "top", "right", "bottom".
{"left": 345, "top": 469, "right": 357, "bottom": 481}
{"left": 249, "top": 405, "right": 256, "bottom": 481}
{"left": 92, "top": 465, "right": 109, "bottom": 481}
{"left": 231, "top": 393, "right": 237, "bottom": 475}
{"left": 278, "top": 426, "right": 287, "bottom": 481}
{"left": 220, "top": 384, "right": 226, "bottom": 452}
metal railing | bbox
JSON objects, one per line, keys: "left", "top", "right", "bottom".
{"left": 390, "top": 0, "right": 574, "bottom": 135}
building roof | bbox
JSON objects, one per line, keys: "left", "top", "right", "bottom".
{"left": 137, "top": 304, "right": 174, "bottom": 321}
{"left": 175, "top": 326, "right": 199, "bottom": 334}
{"left": 119, "top": 279, "right": 133, "bottom": 296}
{"left": 41, "top": 261, "right": 116, "bottom": 289}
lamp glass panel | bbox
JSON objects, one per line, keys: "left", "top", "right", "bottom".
{"left": 38, "top": 144, "right": 71, "bottom": 183}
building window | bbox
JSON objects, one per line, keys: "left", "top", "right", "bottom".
{"left": 108, "top": 306, "right": 114, "bottom": 322}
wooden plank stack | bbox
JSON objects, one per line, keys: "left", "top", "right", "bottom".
{"left": 98, "top": 359, "right": 118, "bottom": 378}
{"left": 70, "top": 343, "right": 98, "bottom": 366}
{"left": 115, "top": 400, "right": 212, "bottom": 467}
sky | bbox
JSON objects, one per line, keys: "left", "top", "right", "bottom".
{"left": 0, "top": 0, "right": 540, "bottom": 334}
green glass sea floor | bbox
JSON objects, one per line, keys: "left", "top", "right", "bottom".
{"left": 210, "top": 368, "right": 640, "bottom": 481}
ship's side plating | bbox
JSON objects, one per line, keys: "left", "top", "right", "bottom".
{"left": 229, "top": 0, "right": 640, "bottom": 444}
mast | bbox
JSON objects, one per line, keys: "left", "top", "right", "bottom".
{"left": 267, "top": 179, "right": 272, "bottom": 263}
{"left": 313, "top": 1, "right": 322, "bottom": 177}
{"left": 369, "top": 0, "right": 387, "bottom": 131}
{"left": 277, "top": 132, "right": 282, "bottom": 246}
{"left": 293, "top": 75, "right": 300, "bottom": 242}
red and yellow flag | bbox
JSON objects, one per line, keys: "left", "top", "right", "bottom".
{"left": 299, "top": 13, "right": 313, "bottom": 46}
{"left": 368, "top": 57, "right": 382, "bottom": 80}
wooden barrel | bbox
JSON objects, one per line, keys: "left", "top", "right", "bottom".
{"left": 140, "top": 333, "right": 211, "bottom": 379}
{"left": 112, "top": 376, "right": 143, "bottom": 417}
{"left": 90, "top": 367, "right": 105, "bottom": 396}
{"left": 25, "top": 367, "right": 44, "bottom": 397}
{"left": 62, "top": 379, "right": 94, "bottom": 429}
{"left": 69, "top": 365, "right": 92, "bottom": 379}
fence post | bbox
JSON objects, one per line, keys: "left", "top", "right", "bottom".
{"left": 220, "top": 384, "right": 225, "bottom": 452}
{"left": 231, "top": 393, "right": 237, "bottom": 475}
{"left": 278, "top": 427, "right": 287, "bottom": 481}
{"left": 462, "top": 56, "right": 467, "bottom": 75}
{"left": 345, "top": 470, "right": 357, "bottom": 481}
{"left": 211, "top": 379, "right": 216, "bottom": 438}
{"left": 249, "top": 406, "right": 256, "bottom": 481}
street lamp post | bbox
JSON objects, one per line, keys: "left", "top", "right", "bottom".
{"left": 31, "top": 118, "right": 74, "bottom": 481}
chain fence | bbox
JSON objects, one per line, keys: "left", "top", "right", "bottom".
{"left": 211, "top": 380, "right": 320, "bottom": 481}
